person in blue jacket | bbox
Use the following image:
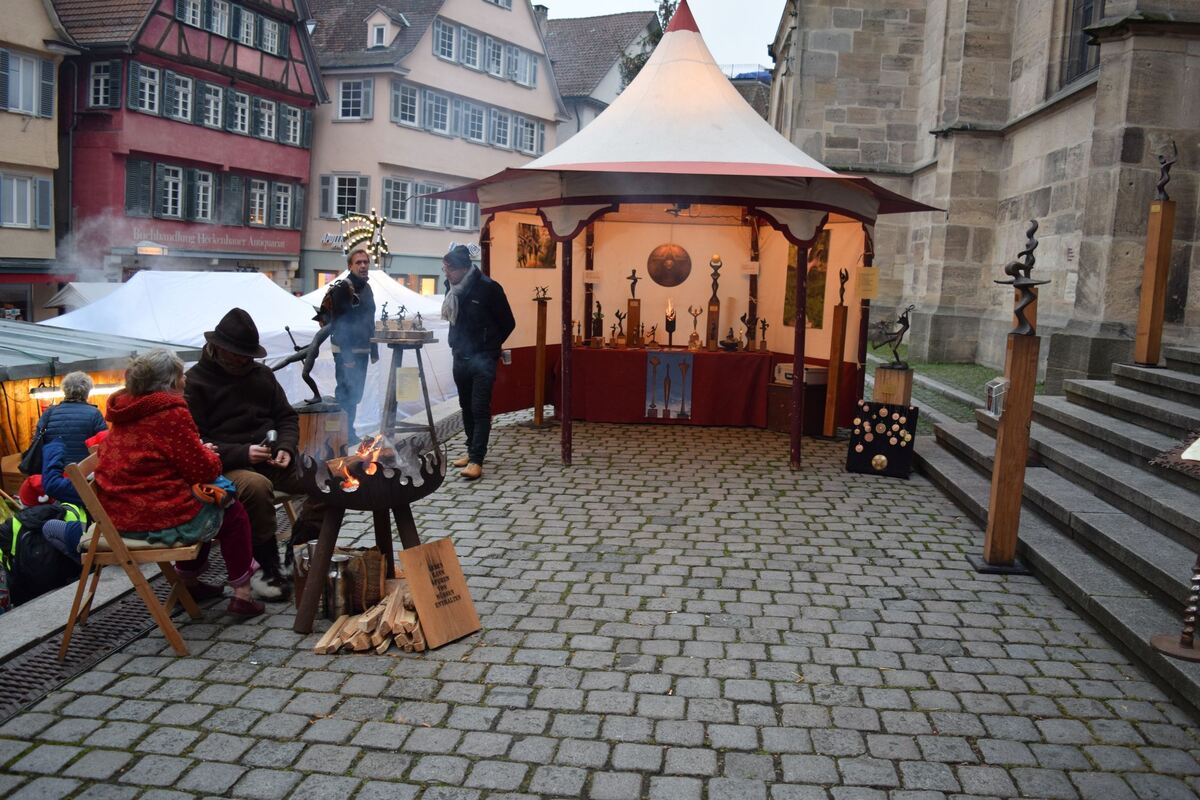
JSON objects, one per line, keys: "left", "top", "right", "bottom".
{"left": 32, "top": 372, "right": 106, "bottom": 466}
{"left": 40, "top": 439, "right": 82, "bottom": 506}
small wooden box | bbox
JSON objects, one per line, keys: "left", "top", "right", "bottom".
{"left": 767, "top": 383, "right": 824, "bottom": 435}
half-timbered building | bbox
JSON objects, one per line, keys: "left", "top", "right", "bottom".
{"left": 53, "top": 0, "right": 326, "bottom": 288}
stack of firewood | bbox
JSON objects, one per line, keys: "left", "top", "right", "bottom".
{"left": 313, "top": 578, "right": 426, "bottom": 654}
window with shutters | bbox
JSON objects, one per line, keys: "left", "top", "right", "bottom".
{"left": 382, "top": 178, "right": 411, "bottom": 223}
{"left": 334, "top": 176, "right": 363, "bottom": 217}
{"left": 415, "top": 182, "right": 442, "bottom": 227}
{"left": 433, "top": 19, "right": 456, "bottom": 60}
{"left": 460, "top": 29, "right": 481, "bottom": 69}
{"left": 515, "top": 116, "right": 537, "bottom": 154}
{"left": 202, "top": 84, "right": 222, "bottom": 127}
{"left": 339, "top": 79, "right": 366, "bottom": 119}
{"left": 425, "top": 91, "right": 449, "bottom": 134}
{"left": 238, "top": 10, "right": 256, "bottom": 46}
{"left": 125, "top": 160, "right": 153, "bottom": 216}
{"left": 0, "top": 175, "right": 32, "bottom": 228}
{"left": 518, "top": 52, "right": 538, "bottom": 87}
{"left": 272, "top": 183, "right": 292, "bottom": 227}
{"left": 485, "top": 38, "right": 503, "bottom": 77}
{"left": 391, "top": 82, "right": 418, "bottom": 126}
{"left": 248, "top": 179, "right": 268, "bottom": 226}
{"left": 89, "top": 62, "right": 111, "bottom": 107}
{"left": 209, "top": 0, "right": 230, "bottom": 36}
{"left": 282, "top": 105, "right": 302, "bottom": 144}
{"left": 463, "top": 103, "right": 486, "bottom": 143}
{"left": 182, "top": 0, "right": 202, "bottom": 27}
{"left": 505, "top": 46, "right": 519, "bottom": 80}
{"left": 7, "top": 54, "right": 36, "bottom": 115}
{"left": 448, "top": 200, "right": 475, "bottom": 230}
{"left": 257, "top": 99, "right": 276, "bottom": 139}
{"left": 231, "top": 91, "right": 250, "bottom": 133}
{"left": 489, "top": 109, "right": 511, "bottom": 148}
{"left": 158, "top": 166, "right": 184, "bottom": 218}
{"left": 194, "top": 171, "right": 213, "bottom": 221}
{"left": 168, "top": 74, "right": 192, "bottom": 121}
{"left": 262, "top": 19, "right": 281, "bottom": 55}
{"left": 134, "top": 65, "right": 160, "bottom": 114}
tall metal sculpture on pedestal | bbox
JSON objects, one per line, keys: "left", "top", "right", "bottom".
{"left": 705, "top": 255, "right": 721, "bottom": 352}
{"left": 971, "top": 220, "right": 1047, "bottom": 574}
{"left": 1135, "top": 140, "right": 1178, "bottom": 367}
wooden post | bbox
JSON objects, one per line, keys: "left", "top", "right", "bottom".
{"left": 584, "top": 224, "right": 595, "bottom": 338}
{"left": 480, "top": 216, "right": 492, "bottom": 277}
{"left": 533, "top": 296, "right": 549, "bottom": 426}
{"left": 981, "top": 332, "right": 1039, "bottom": 567}
{"left": 789, "top": 246, "right": 808, "bottom": 470}
{"left": 856, "top": 226, "right": 874, "bottom": 401}
{"left": 1134, "top": 199, "right": 1176, "bottom": 366}
{"left": 561, "top": 237, "right": 574, "bottom": 465}
{"left": 872, "top": 366, "right": 913, "bottom": 406}
{"left": 823, "top": 303, "right": 848, "bottom": 436}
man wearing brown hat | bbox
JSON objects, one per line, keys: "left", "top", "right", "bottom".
{"left": 185, "top": 308, "right": 324, "bottom": 598}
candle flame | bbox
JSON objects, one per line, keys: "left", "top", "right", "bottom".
{"left": 666, "top": 298, "right": 675, "bottom": 319}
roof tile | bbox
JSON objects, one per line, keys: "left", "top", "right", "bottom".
{"left": 544, "top": 11, "right": 658, "bottom": 98}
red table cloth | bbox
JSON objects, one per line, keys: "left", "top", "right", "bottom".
{"left": 570, "top": 347, "right": 772, "bottom": 427}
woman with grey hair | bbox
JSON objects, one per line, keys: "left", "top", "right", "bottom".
{"left": 31, "top": 370, "right": 107, "bottom": 467}
{"left": 91, "top": 348, "right": 262, "bottom": 616}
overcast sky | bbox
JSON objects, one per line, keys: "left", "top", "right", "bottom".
{"left": 538, "top": 0, "right": 786, "bottom": 68}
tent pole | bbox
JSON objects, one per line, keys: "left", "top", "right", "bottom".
{"left": 790, "top": 247, "right": 808, "bottom": 470}
{"left": 856, "top": 225, "right": 874, "bottom": 401}
{"left": 561, "top": 235, "right": 574, "bottom": 465}
{"left": 480, "top": 216, "right": 493, "bottom": 277}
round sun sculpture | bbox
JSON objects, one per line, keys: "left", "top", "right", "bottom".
{"left": 342, "top": 208, "right": 390, "bottom": 267}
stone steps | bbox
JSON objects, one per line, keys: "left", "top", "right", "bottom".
{"left": 1113, "top": 363, "right": 1200, "bottom": 406}
{"left": 1033, "top": 394, "right": 1187, "bottom": 485}
{"left": 1064, "top": 379, "right": 1200, "bottom": 439}
{"left": 1164, "top": 345, "right": 1200, "bottom": 376}
{"left": 914, "top": 433, "right": 1200, "bottom": 717}
{"left": 931, "top": 421, "right": 1191, "bottom": 607}
{"left": 974, "top": 411, "right": 1200, "bottom": 548}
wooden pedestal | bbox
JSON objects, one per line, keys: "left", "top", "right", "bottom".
{"left": 627, "top": 299, "right": 641, "bottom": 348}
{"left": 295, "top": 402, "right": 349, "bottom": 459}
{"left": 823, "top": 304, "right": 848, "bottom": 436}
{"left": 872, "top": 366, "right": 913, "bottom": 407}
{"left": 1135, "top": 199, "right": 1176, "bottom": 366}
{"left": 533, "top": 299, "right": 549, "bottom": 425}
{"left": 983, "top": 334, "right": 1039, "bottom": 567}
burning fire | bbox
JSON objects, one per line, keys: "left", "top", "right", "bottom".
{"left": 328, "top": 434, "right": 393, "bottom": 490}
{"left": 666, "top": 298, "right": 675, "bottom": 320}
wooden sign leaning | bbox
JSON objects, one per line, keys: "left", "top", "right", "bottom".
{"left": 398, "top": 538, "right": 481, "bottom": 649}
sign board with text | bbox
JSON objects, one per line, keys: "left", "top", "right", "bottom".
{"left": 398, "top": 538, "right": 480, "bottom": 649}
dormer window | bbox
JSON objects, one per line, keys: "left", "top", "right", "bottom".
{"left": 371, "top": 24, "right": 386, "bottom": 48}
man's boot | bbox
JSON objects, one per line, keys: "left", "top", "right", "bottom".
{"left": 251, "top": 539, "right": 290, "bottom": 601}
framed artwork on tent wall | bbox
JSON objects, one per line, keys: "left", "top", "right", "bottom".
{"left": 516, "top": 223, "right": 557, "bottom": 269}
{"left": 783, "top": 229, "right": 830, "bottom": 329}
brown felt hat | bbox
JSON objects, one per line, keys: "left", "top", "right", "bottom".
{"left": 204, "top": 308, "right": 267, "bottom": 358}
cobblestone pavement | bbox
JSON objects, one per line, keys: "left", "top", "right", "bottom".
{"left": 3, "top": 413, "right": 1200, "bottom": 799}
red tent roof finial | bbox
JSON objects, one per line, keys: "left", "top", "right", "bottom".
{"left": 665, "top": 0, "right": 700, "bottom": 34}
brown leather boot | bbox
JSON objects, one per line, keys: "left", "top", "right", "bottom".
{"left": 452, "top": 454, "right": 470, "bottom": 468}
{"left": 460, "top": 462, "right": 483, "bottom": 480}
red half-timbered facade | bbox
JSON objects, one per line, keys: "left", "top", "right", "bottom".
{"left": 54, "top": 0, "right": 326, "bottom": 287}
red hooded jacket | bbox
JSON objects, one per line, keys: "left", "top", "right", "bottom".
{"left": 94, "top": 390, "right": 222, "bottom": 532}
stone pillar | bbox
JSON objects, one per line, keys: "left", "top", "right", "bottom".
{"left": 1045, "top": 15, "right": 1200, "bottom": 391}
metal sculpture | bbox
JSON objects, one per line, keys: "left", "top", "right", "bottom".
{"left": 628, "top": 269, "right": 639, "bottom": 298}
{"left": 1156, "top": 139, "right": 1178, "bottom": 201}
{"left": 838, "top": 268, "right": 850, "bottom": 305}
{"left": 870, "top": 305, "right": 915, "bottom": 368}
{"left": 995, "top": 220, "right": 1046, "bottom": 336}
{"left": 533, "top": 286, "right": 550, "bottom": 301}
{"left": 272, "top": 325, "right": 330, "bottom": 404}
{"left": 614, "top": 309, "right": 626, "bottom": 336}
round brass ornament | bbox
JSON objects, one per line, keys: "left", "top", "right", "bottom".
{"left": 875, "top": 423, "right": 887, "bottom": 434}
{"left": 889, "top": 437, "right": 898, "bottom": 445}
{"left": 871, "top": 454, "right": 888, "bottom": 471}
{"left": 879, "top": 407, "right": 889, "bottom": 417}
{"left": 854, "top": 444, "right": 864, "bottom": 453}
{"left": 647, "top": 244, "right": 692, "bottom": 287}
{"left": 864, "top": 433, "right": 874, "bottom": 442}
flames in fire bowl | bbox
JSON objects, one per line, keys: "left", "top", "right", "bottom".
{"left": 297, "top": 434, "right": 446, "bottom": 511}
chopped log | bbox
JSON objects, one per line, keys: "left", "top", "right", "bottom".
{"left": 314, "top": 615, "right": 349, "bottom": 654}
{"left": 331, "top": 614, "right": 360, "bottom": 651}
{"left": 357, "top": 603, "right": 386, "bottom": 633}
{"left": 347, "top": 630, "right": 372, "bottom": 652}
{"left": 375, "top": 636, "right": 392, "bottom": 655}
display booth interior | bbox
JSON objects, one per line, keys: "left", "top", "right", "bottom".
{"left": 435, "top": 0, "right": 934, "bottom": 466}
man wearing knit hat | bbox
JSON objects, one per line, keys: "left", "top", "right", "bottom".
{"left": 442, "top": 245, "right": 515, "bottom": 480}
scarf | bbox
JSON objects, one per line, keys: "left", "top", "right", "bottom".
{"left": 441, "top": 266, "right": 480, "bottom": 325}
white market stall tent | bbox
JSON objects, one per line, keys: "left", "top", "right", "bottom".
{"left": 41, "top": 271, "right": 455, "bottom": 432}
{"left": 300, "top": 270, "right": 445, "bottom": 321}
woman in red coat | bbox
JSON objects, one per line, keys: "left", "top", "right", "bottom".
{"left": 95, "top": 349, "right": 262, "bottom": 617}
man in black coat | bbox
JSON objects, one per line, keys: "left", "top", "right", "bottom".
{"left": 324, "top": 248, "right": 379, "bottom": 438}
{"left": 441, "top": 245, "right": 516, "bottom": 480}
{"left": 185, "top": 308, "right": 324, "bottom": 598}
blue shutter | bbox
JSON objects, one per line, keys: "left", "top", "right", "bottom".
{"left": 230, "top": 6, "right": 241, "bottom": 40}
{"left": 382, "top": 179, "right": 392, "bottom": 219}
{"left": 175, "top": 0, "right": 187, "bottom": 21}
{"left": 0, "top": 176, "right": 9, "bottom": 224}
{"left": 275, "top": 102, "right": 284, "bottom": 142}
{"left": 280, "top": 24, "right": 290, "bottom": 57}
{"left": 192, "top": 81, "right": 206, "bottom": 123}
{"left": 250, "top": 96, "right": 260, "bottom": 135}
{"left": 39, "top": 59, "right": 54, "bottom": 118}
{"left": 356, "top": 177, "right": 370, "bottom": 215}
{"left": 361, "top": 78, "right": 373, "bottom": 120}
{"left": 0, "top": 50, "right": 9, "bottom": 110}
{"left": 162, "top": 71, "right": 177, "bottom": 117}
{"left": 253, "top": 13, "right": 263, "bottom": 49}
{"left": 185, "top": 168, "right": 198, "bottom": 220}
{"left": 301, "top": 108, "right": 312, "bottom": 147}
{"left": 202, "top": 0, "right": 213, "bottom": 31}
{"left": 319, "top": 175, "right": 331, "bottom": 217}
{"left": 224, "top": 90, "right": 236, "bottom": 131}
{"left": 451, "top": 98, "right": 462, "bottom": 137}
{"left": 152, "top": 163, "right": 167, "bottom": 218}
{"left": 222, "top": 174, "right": 244, "bottom": 224}
{"left": 108, "top": 60, "right": 122, "bottom": 109}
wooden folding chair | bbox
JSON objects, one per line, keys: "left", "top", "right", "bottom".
{"left": 59, "top": 453, "right": 203, "bottom": 659}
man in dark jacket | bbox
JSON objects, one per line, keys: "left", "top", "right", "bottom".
{"left": 325, "top": 248, "right": 379, "bottom": 438}
{"left": 441, "top": 245, "right": 516, "bottom": 480}
{"left": 185, "top": 308, "right": 324, "bottom": 597}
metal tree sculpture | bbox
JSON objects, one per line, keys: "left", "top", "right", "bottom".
{"left": 995, "top": 219, "right": 1047, "bottom": 336}
{"left": 1157, "top": 139, "right": 1178, "bottom": 202}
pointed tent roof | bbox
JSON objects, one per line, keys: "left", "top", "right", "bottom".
{"left": 436, "top": 0, "right": 935, "bottom": 243}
